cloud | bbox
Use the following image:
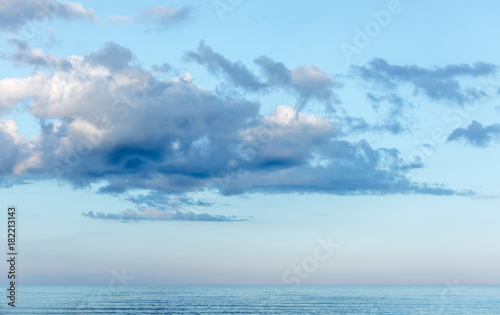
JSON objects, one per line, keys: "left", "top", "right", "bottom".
{"left": 238, "top": 105, "right": 334, "bottom": 173}
{"left": 0, "top": 42, "right": 466, "bottom": 221}
{"left": 184, "top": 41, "right": 264, "bottom": 91}
{"left": 83, "top": 42, "right": 136, "bottom": 71}
{"left": 6, "top": 38, "right": 72, "bottom": 69}
{"left": 255, "top": 56, "right": 340, "bottom": 112}
{"left": 125, "top": 191, "right": 214, "bottom": 210}
{"left": 151, "top": 63, "right": 173, "bottom": 75}
{"left": 223, "top": 137, "right": 461, "bottom": 196}
{"left": 367, "top": 92, "right": 405, "bottom": 117}
{"left": 82, "top": 208, "right": 242, "bottom": 222}
{"left": 364, "top": 92, "right": 414, "bottom": 135}
{"left": 447, "top": 120, "right": 500, "bottom": 147}
{"left": 110, "top": 5, "right": 189, "bottom": 30}
{"left": 0, "top": 0, "right": 96, "bottom": 32}
{"left": 0, "top": 120, "right": 36, "bottom": 177}
{"left": 185, "top": 41, "right": 340, "bottom": 112}
{"left": 141, "top": 5, "right": 189, "bottom": 26}
{"left": 353, "top": 58, "right": 497, "bottom": 105}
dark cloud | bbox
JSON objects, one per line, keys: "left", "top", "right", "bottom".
{"left": 447, "top": 120, "right": 500, "bottom": 147}
{"left": 353, "top": 58, "right": 497, "bottom": 105}
{"left": 0, "top": 0, "right": 95, "bottom": 32}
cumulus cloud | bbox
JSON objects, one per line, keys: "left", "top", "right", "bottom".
{"left": 353, "top": 58, "right": 497, "bottom": 106}
{"left": 0, "top": 42, "right": 466, "bottom": 221}
{"left": 447, "top": 120, "right": 500, "bottom": 147}
{"left": 110, "top": 5, "right": 189, "bottom": 30}
{"left": 0, "top": 0, "right": 96, "bottom": 32}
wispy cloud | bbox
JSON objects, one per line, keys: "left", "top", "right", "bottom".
{"left": 125, "top": 191, "right": 214, "bottom": 210}
{"left": 82, "top": 208, "right": 243, "bottom": 222}
{"left": 365, "top": 92, "right": 414, "bottom": 135}
{"left": 110, "top": 5, "right": 190, "bottom": 30}
{"left": 353, "top": 58, "right": 497, "bottom": 105}
{"left": 185, "top": 41, "right": 264, "bottom": 91}
{"left": 0, "top": 0, "right": 96, "bottom": 32}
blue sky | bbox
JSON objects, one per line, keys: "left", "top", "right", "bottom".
{"left": 1, "top": 0, "right": 500, "bottom": 285}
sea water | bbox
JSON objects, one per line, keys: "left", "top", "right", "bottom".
{"left": 4, "top": 285, "right": 500, "bottom": 314}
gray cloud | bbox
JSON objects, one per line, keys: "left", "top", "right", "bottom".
{"left": 185, "top": 41, "right": 340, "bottom": 112}
{"left": 7, "top": 38, "right": 72, "bottom": 69}
{"left": 0, "top": 42, "right": 468, "bottom": 222}
{"left": 220, "top": 138, "right": 462, "bottom": 196}
{"left": 141, "top": 5, "right": 189, "bottom": 26}
{"left": 448, "top": 120, "right": 500, "bottom": 147}
{"left": 365, "top": 92, "right": 413, "bottom": 134}
{"left": 353, "top": 58, "right": 497, "bottom": 105}
{"left": 0, "top": 0, "right": 96, "bottom": 32}
{"left": 83, "top": 42, "right": 136, "bottom": 71}
{"left": 184, "top": 41, "right": 264, "bottom": 91}
{"left": 255, "top": 55, "right": 339, "bottom": 112}
{"left": 125, "top": 191, "right": 214, "bottom": 210}
{"left": 82, "top": 209, "right": 242, "bottom": 222}
{"left": 110, "top": 5, "right": 189, "bottom": 30}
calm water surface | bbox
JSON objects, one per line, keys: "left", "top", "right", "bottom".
{"left": 4, "top": 285, "right": 500, "bottom": 314}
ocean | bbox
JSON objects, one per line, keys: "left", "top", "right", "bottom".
{"left": 4, "top": 285, "right": 500, "bottom": 314}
